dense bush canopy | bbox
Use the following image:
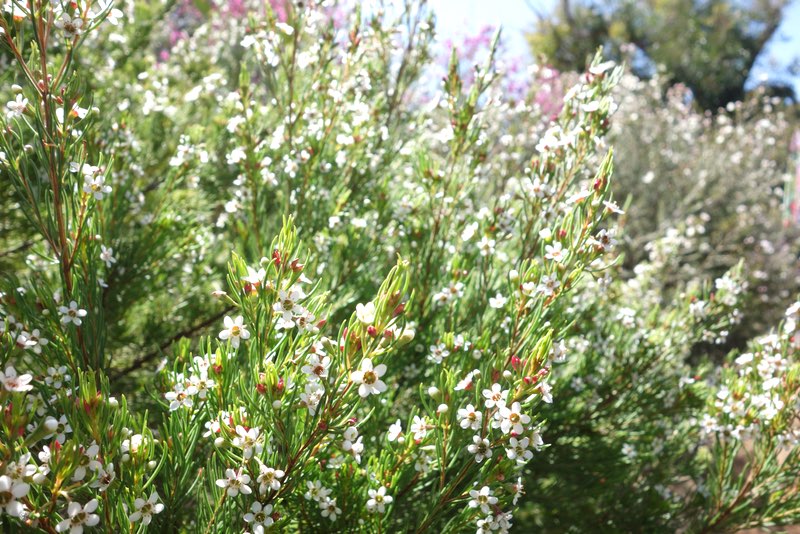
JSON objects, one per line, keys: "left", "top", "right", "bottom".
{"left": 0, "top": 1, "right": 798, "bottom": 532}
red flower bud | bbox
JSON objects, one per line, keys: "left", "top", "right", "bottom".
{"left": 393, "top": 303, "right": 405, "bottom": 317}
{"left": 272, "top": 249, "right": 281, "bottom": 266}
{"left": 367, "top": 326, "right": 378, "bottom": 337}
{"left": 256, "top": 383, "right": 266, "bottom": 395}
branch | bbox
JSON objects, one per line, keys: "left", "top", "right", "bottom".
{"left": 0, "top": 240, "right": 36, "bottom": 259}
{"left": 112, "top": 306, "right": 233, "bottom": 379}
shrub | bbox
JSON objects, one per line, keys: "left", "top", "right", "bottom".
{"left": 0, "top": 1, "right": 798, "bottom": 533}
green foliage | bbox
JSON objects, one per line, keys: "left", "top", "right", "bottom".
{"left": 527, "top": 0, "right": 794, "bottom": 109}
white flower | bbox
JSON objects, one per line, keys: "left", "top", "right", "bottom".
{"left": 59, "top": 301, "right": 87, "bottom": 326}
{"left": 536, "top": 275, "right": 561, "bottom": 297}
{"left": 276, "top": 22, "right": 294, "bottom": 35}
{"left": 56, "top": 499, "right": 100, "bottom": 533}
{"left": 366, "top": 486, "right": 393, "bottom": 513}
{"left": 299, "top": 382, "right": 325, "bottom": 415}
{"left": 410, "top": 415, "right": 428, "bottom": 441}
{"left": 468, "top": 486, "right": 497, "bottom": 514}
{"left": 427, "top": 343, "right": 450, "bottom": 364}
{"left": 505, "top": 437, "right": 533, "bottom": 464}
{"left": 164, "top": 382, "right": 197, "bottom": 411}
{"left": 0, "top": 366, "right": 33, "bottom": 392}
{"left": 538, "top": 382, "right": 553, "bottom": 404}
{"left": 15, "top": 331, "right": 36, "bottom": 350}
{"left": 589, "top": 60, "right": 615, "bottom": 75}
{"left": 215, "top": 468, "right": 252, "bottom": 497}
{"left": 50, "top": 415, "right": 72, "bottom": 444}
{"left": 498, "top": 402, "right": 531, "bottom": 435}
{"left": 188, "top": 373, "right": 215, "bottom": 400}
{"left": 457, "top": 404, "right": 483, "bottom": 431}
{"left": 544, "top": 242, "right": 566, "bottom": 262}
{"left": 6, "top": 94, "right": 28, "bottom": 119}
{"left": 218, "top": 315, "right": 250, "bottom": 348}
{"left": 468, "top": 435, "right": 492, "bottom": 463}
{"left": 243, "top": 502, "right": 273, "bottom": 533}
{"left": 82, "top": 175, "right": 112, "bottom": 201}
{"left": 304, "top": 480, "right": 331, "bottom": 502}
{"left": 342, "top": 427, "right": 364, "bottom": 463}
{"left": 455, "top": 369, "right": 479, "bottom": 391}
{"left": 256, "top": 462, "right": 285, "bottom": 494}
{"left": 242, "top": 266, "right": 266, "bottom": 290}
{"left": 387, "top": 419, "right": 404, "bottom": 442}
{"left": 0, "top": 474, "right": 29, "bottom": 517}
{"left": 26, "top": 329, "right": 49, "bottom": 355}
{"left": 351, "top": 358, "right": 387, "bottom": 398}
{"left": 72, "top": 443, "right": 102, "bottom": 482}
{"left": 128, "top": 492, "right": 164, "bottom": 525}
{"left": 301, "top": 353, "right": 331, "bottom": 382}
{"left": 602, "top": 200, "right": 624, "bottom": 214}
{"left": 489, "top": 293, "right": 507, "bottom": 309}
{"left": 356, "top": 302, "right": 376, "bottom": 325}
{"left": 482, "top": 383, "right": 508, "bottom": 409}
{"left": 272, "top": 287, "right": 305, "bottom": 326}
{"left": 92, "top": 0, "right": 123, "bottom": 25}
{"left": 621, "top": 443, "right": 637, "bottom": 461}
{"left": 5, "top": 453, "right": 36, "bottom": 483}
{"left": 320, "top": 497, "right": 341, "bottom": 521}
{"left": 478, "top": 236, "right": 496, "bottom": 257}
{"left": 99, "top": 246, "right": 116, "bottom": 268}
{"left": 120, "top": 434, "right": 148, "bottom": 461}
{"left": 233, "top": 425, "right": 263, "bottom": 460}
{"left": 54, "top": 14, "right": 84, "bottom": 38}
{"left": 512, "top": 476, "right": 525, "bottom": 505}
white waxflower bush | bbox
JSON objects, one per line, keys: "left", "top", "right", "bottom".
{"left": 0, "top": 1, "right": 799, "bottom": 533}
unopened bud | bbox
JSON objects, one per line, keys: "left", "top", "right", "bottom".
{"left": 44, "top": 417, "right": 58, "bottom": 433}
{"left": 397, "top": 327, "right": 415, "bottom": 346}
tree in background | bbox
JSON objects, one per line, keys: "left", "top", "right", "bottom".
{"left": 526, "top": 0, "right": 794, "bottom": 110}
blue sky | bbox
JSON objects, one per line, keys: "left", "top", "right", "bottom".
{"left": 428, "top": 0, "right": 800, "bottom": 95}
